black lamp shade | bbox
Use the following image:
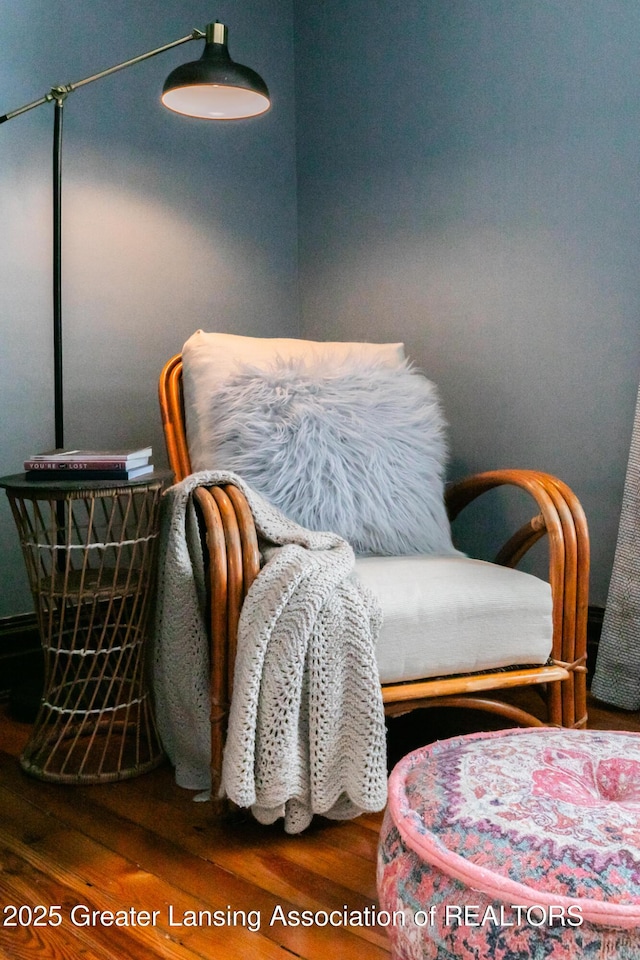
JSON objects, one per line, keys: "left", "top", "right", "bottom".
{"left": 162, "top": 23, "right": 270, "bottom": 120}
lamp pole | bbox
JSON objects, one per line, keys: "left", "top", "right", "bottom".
{"left": 52, "top": 97, "right": 64, "bottom": 448}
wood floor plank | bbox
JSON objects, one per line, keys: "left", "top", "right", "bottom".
{"left": 0, "top": 858, "right": 177, "bottom": 960}
{"left": 79, "top": 779, "right": 385, "bottom": 919}
{"left": 0, "top": 758, "right": 390, "bottom": 958}
{"left": 0, "top": 782, "right": 302, "bottom": 960}
{"left": 2, "top": 693, "right": 636, "bottom": 960}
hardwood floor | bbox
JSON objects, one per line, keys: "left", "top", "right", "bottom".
{"left": 0, "top": 694, "right": 638, "bottom": 959}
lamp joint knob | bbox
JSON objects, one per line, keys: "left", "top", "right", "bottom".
{"left": 48, "top": 85, "right": 73, "bottom": 105}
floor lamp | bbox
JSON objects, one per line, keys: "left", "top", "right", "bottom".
{"left": 1, "top": 21, "right": 270, "bottom": 450}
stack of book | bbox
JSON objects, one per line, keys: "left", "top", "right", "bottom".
{"left": 24, "top": 447, "right": 154, "bottom": 481}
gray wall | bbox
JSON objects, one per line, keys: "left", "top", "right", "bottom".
{"left": 294, "top": 0, "right": 640, "bottom": 604}
{"left": 0, "top": 0, "right": 298, "bottom": 616}
{"left": 2, "top": 0, "right": 638, "bottom": 616}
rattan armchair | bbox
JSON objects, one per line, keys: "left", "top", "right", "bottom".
{"left": 159, "top": 352, "right": 589, "bottom": 803}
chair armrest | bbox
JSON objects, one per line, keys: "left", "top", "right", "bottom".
{"left": 445, "top": 469, "right": 590, "bottom": 727}
{"left": 192, "top": 483, "right": 261, "bottom": 673}
{"left": 190, "top": 482, "right": 260, "bottom": 804}
{"left": 446, "top": 469, "right": 583, "bottom": 561}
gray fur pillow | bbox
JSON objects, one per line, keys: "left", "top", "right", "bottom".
{"left": 200, "top": 356, "right": 459, "bottom": 556}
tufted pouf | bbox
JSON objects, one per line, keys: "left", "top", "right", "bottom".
{"left": 377, "top": 728, "right": 640, "bottom": 959}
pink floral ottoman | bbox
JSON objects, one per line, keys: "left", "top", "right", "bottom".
{"left": 377, "top": 728, "right": 640, "bottom": 959}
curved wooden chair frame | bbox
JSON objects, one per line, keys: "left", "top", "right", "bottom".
{"left": 159, "top": 354, "right": 590, "bottom": 803}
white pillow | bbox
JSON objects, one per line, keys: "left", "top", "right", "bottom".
{"left": 182, "top": 330, "right": 405, "bottom": 471}
{"left": 196, "top": 354, "right": 459, "bottom": 557}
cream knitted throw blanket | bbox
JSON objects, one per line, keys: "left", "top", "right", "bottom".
{"left": 152, "top": 471, "right": 388, "bottom": 834}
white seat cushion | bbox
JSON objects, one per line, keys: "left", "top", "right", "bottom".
{"left": 353, "top": 555, "right": 553, "bottom": 684}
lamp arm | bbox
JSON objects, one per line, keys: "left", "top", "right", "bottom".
{"left": 0, "top": 28, "right": 205, "bottom": 124}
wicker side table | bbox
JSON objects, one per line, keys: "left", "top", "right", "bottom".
{"left": 0, "top": 472, "right": 169, "bottom": 783}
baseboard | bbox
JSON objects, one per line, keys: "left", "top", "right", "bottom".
{"left": 0, "top": 612, "right": 43, "bottom": 704}
{"left": 586, "top": 604, "right": 604, "bottom": 689}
